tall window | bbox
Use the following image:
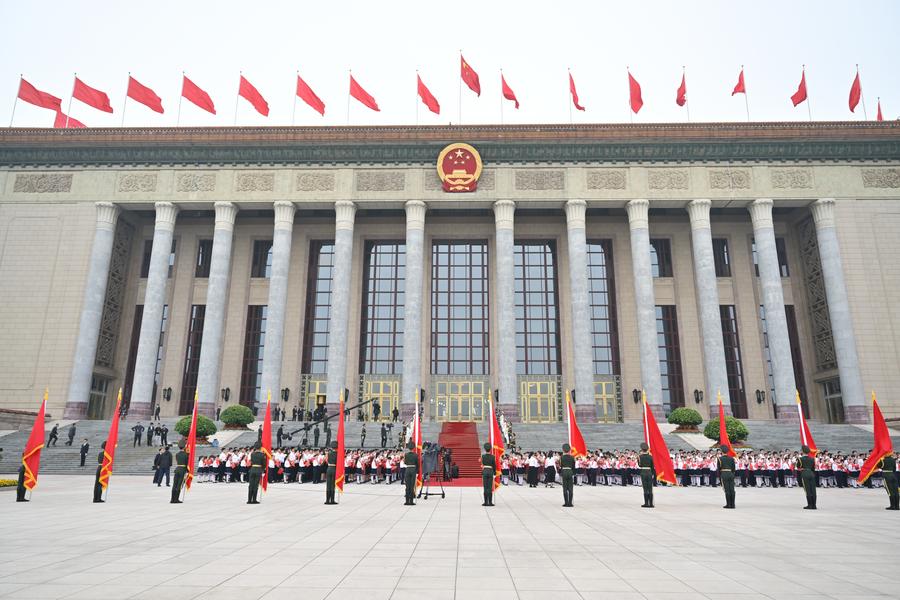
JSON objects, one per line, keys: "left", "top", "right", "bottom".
{"left": 251, "top": 240, "right": 273, "bottom": 278}
{"left": 431, "top": 241, "right": 490, "bottom": 375}
{"left": 195, "top": 239, "right": 213, "bottom": 278}
{"left": 720, "top": 305, "right": 748, "bottom": 418}
{"left": 514, "top": 241, "right": 561, "bottom": 376}
{"left": 587, "top": 240, "right": 620, "bottom": 375}
{"left": 140, "top": 239, "right": 177, "bottom": 278}
{"left": 650, "top": 239, "right": 673, "bottom": 278}
{"left": 359, "top": 242, "right": 405, "bottom": 375}
{"left": 239, "top": 305, "right": 267, "bottom": 407}
{"left": 656, "top": 305, "right": 685, "bottom": 411}
{"left": 712, "top": 238, "right": 732, "bottom": 277}
{"left": 179, "top": 305, "right": 206, "bottom": 413}
{"left": 760, "top": 304, "right": 809, "bottom": 418}
{"left": 301, "top": 241, "right": 335, "bottom": 373}
{"left": 752, "top": 237, "right": 790, "bottom": 277}
{"left": 123, "top": 304, "right": 169, "bottom": 407}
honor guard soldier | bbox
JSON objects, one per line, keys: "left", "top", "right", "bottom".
{"left": 638, "top": 442, "right": 655, "bottom": 508}
{"left": 171, "top": 440, "right": 189, "bottom": 504}
{"left": 247, "top": 442, "right": 265, "bottom": 504}
{"left": 481, "top": 442, "right": 496, "bottom": 506}
{"left": 560, "top": 444, "right": 575, "bottom": 507}
{"left": 325, "top": 440, "right": 338, "bottom": 505}
{"left": 403, "top": 441, "right": 419, "bottom": 505}
{"left": 880, "top": 451, "right": 899, "bottom": 510}
{"left": 93, "top": 441, "right": 106, "bottom": 503}
{"left": 15, "top": 454, "right": 28, "bottom": 502}
{"left": 718, "top": 445, "right": 736, "bottom": 509}
{"left": 797, "top": 445, "right": 817, "bottom": 510}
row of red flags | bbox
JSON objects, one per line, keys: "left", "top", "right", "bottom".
{"left": 16, "top": 61, "right": 886, "bottom": 128}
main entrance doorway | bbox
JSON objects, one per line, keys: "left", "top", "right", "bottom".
{"left": 433, "top": 378, "right": 489, "bottom": 422}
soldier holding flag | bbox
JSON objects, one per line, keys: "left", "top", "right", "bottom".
{"left": 170, "top": 440, "right": 188, "bottom": 504}
{"left": 16, "top": 390, "right": 47, "bottom": 503}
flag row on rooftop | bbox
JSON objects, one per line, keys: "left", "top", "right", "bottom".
{"left": 13, "top": 57, "right": 887, "bottom": 128}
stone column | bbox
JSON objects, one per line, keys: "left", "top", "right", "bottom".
{"left": 811, "top": 198, "right": 867, "bottom": 423}
{"left": 130, "top": 202, "right": 178, "bottom": 419}
{"left": 325, "top": 201, "right": 357, "bottom": 410}
{"left": 196, "top": 202, "right": 238, "bottom": 418}
{"left": 493, "top": 200, "right": 518, "bottom": 421}
{"left": 686, "top": 199, "right": 732, "bottom": 416}
{"left": 626, "top": 199, "right": 663, "bottom": 416}
{"left": 748, "top": 199, "right": 796, "bottom": 419}
{"left": 259, "top": 201, "right": 296, "bottom": 412}
{"left": 401, "top": 200, "right": 426, "bottom": 418}
{"left": 63, "top": 202, "right": 121, "bottom": 419}
{"left": 564, "top": 199, "right": 597, "bottom": 422}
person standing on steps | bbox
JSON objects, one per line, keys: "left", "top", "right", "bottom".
{"left": 718, "top": 445, "right": 737, "bottom": 509}
{"left": 131, "top": 422, "right": 144, "bottom": 447}
{"left": 79, "top": 439, "right": 90, "bottom": 467}
{"left": 404, "top": 441, "right": 419, "bottom": 506}
{"left": 797, "top": 446, "right": 817, "bottom": 510}
{"left": 481, "top": 442, "right": 496, "bottom": 507}
{"left": 66, "top": 423, "right": 76, "bottom": 446}
{"left": 313, "top": 425, "right": 320, "bottom": 448}
{"left": 160, "top": 423, "right": 168, "bottom": 446}
{"left": 360, "top": 423, "right": 366, "bottom": 448}
{"left": 276, "top": 424, "right": 284, "bottom": 447}
{"left": 47, "top": 423, "right": 59, "bottom": 447}
{"left": 560, "top": 444, "right": 575, "bottom": 507}
{"left": 639, "top": 442, "right": 655, "bottom": 508}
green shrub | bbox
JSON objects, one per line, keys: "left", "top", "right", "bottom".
{"left": 174, "top": 415, "right": 217, "bottom": 438}
{"left": 219, "top": 404, "right": 254, "bottom": 427}
{"left": 0, "top": 479, "right": 17, "bottom": 488}
{"left": 667, "top": 407, "right": 703, "bottom": 427}
{"left": 704, "top": 416, "right": 749, "bottom": 443}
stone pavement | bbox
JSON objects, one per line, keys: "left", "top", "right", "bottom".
{"left": 1, "top": 475, "right": 898, "bottom": 600}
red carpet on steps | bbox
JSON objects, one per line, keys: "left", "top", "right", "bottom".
{"left": 436, "top": 422, "right": 482, "bottom": 487}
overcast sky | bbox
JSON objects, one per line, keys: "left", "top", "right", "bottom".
{"left": 2, "top": 0, "right": 898, "bottom": 128}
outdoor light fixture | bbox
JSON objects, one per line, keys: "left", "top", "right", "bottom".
{"left": 632, "top": 388, "right": 641, "bottom": 404}
{"left": 163, "top": 387, "right": 172, "bottom": 402}
{"left": 220, "top": 387, "right": 230, "bottom": 403}
{"left": 693, "top": 389, "right": 704, "bottom": 404}
{"left": 755, "top": 389, "right": 766, "bottom": 404}
{"left": 281, "top": 387, "right": 290, "bottom": 403}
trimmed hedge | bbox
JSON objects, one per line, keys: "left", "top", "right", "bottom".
{"left": 704, "top": 416, "right": 749, "bottom": 443}
{"left": 219, "top": 404, "right": 254, "bottom": 427}
{"left": 174, "top": 415, "right": 218, "bottom": 438}
{"left": 667, "top": 407, "right": 703, "bottom": 427}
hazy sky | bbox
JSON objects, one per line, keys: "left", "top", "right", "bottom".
{"left": 2, "top": 0, "right": 898, "bottom": 128}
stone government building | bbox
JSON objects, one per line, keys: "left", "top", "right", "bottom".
{"left": 0, "top": 122, "right": 898, "bottom": 425}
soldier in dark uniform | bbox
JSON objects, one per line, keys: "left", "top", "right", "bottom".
{"left": 481, "top": 442, "right": 496, "bottom": 507}
{"left": 638, "top": 442, "right": 655, "bottom": 508}
{"left": 560, "top": 444, "right": 575, "bottom": 507}
{"left": 880, "top": 451, "right": 899, "bottom": 510}
{"left": 360, "top": 423, "right": 366, "bottom": 448}
{"left": 171, "top": 440, "right": 189, "bottom": 504}
{"left": 313, "top": 425, "right": 320, "bottom": 447}
{"left": 325, "top": 440, "right": 338, "bottom": 505}
{"left": 797, "top": 445, "right": 817, "bottom": 510}
{"left": 93, "top": 441, "right": 106, "bottom": 503}
{"left": 380, "top": 424, "right": 387, "bottom": 448}
{"left": 247, "top": 442, "right": 265, "bottom": 504}
{"left": 16, "top": 455, "right": 28, "bottom": 502}
{"left": 404, "top": 441, "right": 419, "bottom": 505}
{"left": 325, "top": 422, "right": 332, "bottom": 448}
{"left": 718, "top": 445, "right": 736, "bottom": 509}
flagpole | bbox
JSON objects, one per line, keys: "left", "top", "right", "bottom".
{"left": 346, "top": 69, "right": 351, "bottom": 126}
{"left": 291, "top": 71, "right": 298, "bottom": 126}
{"left": 627, "top": 67, "right": 633, "bottom": 124}
{"left": 803, "top": 65, "right": 812, "bottom": 122}
{"left": 499, "top": 69, "right": 504, "bottom": 125}
{"left": 176, "top": 72, "right": 184, "bottom": 127}
{"left": 742, "top": 65, "right": 751, "bottom": 122}
{"left": 857, "top": 65, "right": 869, "bottom": 120}
{"left": 567, "top": 68, "right": 573, "bottom": 125}
{"left": 415, "top": 70, "right": 419, "bottom": 126}
{"left": 121, "top": 72, "right": 129, "bottom": 127}
{"left": 233, "top": 71, "right": 241, "bottom": 126}
{"left": 683, "top": 66, "right": 690, "bottom": 123}
{"left": 9, "top": 74, "right": 21, "bottom": 128}
{"left": 458, "top": 50, "right": 463, "bottom": 126}
{"left": 64, "top": 73, "right": 76, "bottom": 129}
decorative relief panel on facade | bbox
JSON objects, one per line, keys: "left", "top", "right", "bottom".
{"left": 295, "top": 172, "right": 336, "bottom": 192}
{"left": 235, "top": 172, "right": 275, "bottom": 192}
{"left": 861, "top": 168, "right": 900, "bottom": 188}
{"left": 515, "top": 170, "right": 564, "bottom": 191}
{"left": 709, "top": 168, "right": 752, "bottom": 190}
{"left": 356, "top": 171, "right": 405, "bottom": 192}
{"left": 797, "top": 217, "right": 837, "bottom": 371}
{"left": 95, "top": 220, "right": 134, "bottom": 369}
{"left": 770, "top": 168, "right": 813, "bottom": 189}
{"left": 13, "top": 173, "right": 73, "bottom": 193}
{"left": 116, "top": 173, "right": 157, "bottom": 193}
{"left": 586, "top": 169, "right": 627, "bottom": 190}
{"left": 176, "top": 173, "right": 215, "bottom": 192}
{"left": 647, "top": 169, "right": 689, "bottom": 190}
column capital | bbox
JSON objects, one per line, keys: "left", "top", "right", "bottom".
{"left": 95, "top": 202, "right": 120, "bottom": 231}
{"left": 405, "top": 200, "right": 427, "bottom": 230}
{"left": 493, "top": 199, "right": 516, "bottom": 230}
{"left": 335, "top": 200, "right": 357, "bottom": 231}
{"left": 214, "top": 202, "right": 239, "bottom": 232}
{"left": 153, "top": 202, "right": 178, "bottom": 231}
{"left": 811, "top": 198, "right": 836, "bottom": 229}
{"left": 626, "top": 198, "right": 649, "bottom": 230}
{"left": 748, "top": 198, "right": 774, "bottom": 230}
{"left": 686, "top": 199, "right": 712, "bottom": 230}
{"left": 274, "top": 201, "right": 296, "bottom": 231}
{"left": 564, "top": 199, "right": 587, "bottom": 229}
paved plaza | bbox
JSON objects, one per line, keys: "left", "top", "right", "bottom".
{"left": 1, "top": 476, "right": 898, "bottom": 600}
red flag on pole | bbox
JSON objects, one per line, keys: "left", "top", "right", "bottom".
{"left": 21, "top": 390, "right": 47, "bottom": 494}
{"left": 461, "top": 55, "right": 481, "bottom": 96}
{"left": 797, "top": 391, "right": 818, "bottom": 456}
{"left": 182, "top": 75, "right": 216, "bottom": 114}
{"left": 296, "top": 74, "right": 325, "bottom": 116}
{"left": 717, "top": 392, "right": 736, "bottom": 457}
{"left": 260, "top": 391, "right": 272, "bottom": 492}
{"left": 628, "top": 71, "right": 643, "bottom": 113}
{"left": 73, "top": 77, "right": 113, "bottom": 113}
{"left": 877, "top": 99, "right": 883, "bottom": 121}
{"left": 417, "top": 74, "right": 440, "bottom": 115}
{"left": 336, "top": 389, "right": 346, "bottom": 493}
{"left": 849, "top": 71, "right": 862, "bottom": 113}
{"left": 127, "top": 76, "right": 164, "bottom": 113}
{"left": 568, "top": 72, "right": 585, "bottom": 111}
{"left": 566, "top": 390, "right": 587, "bottom": 457}
{"left": 642, "top": 391, "right": 677, "bottom": 485}
{"left": 489, "top": 392, "right": 505, "bottom": 491}
{"left": 17, "top": 79, "right": 62, "bottom": 111}
{"left": 184, "top": 390, "right": 198, "bottom": 491}
{"left": 349, "top": 75, "right": 380, "bottom": 111}
{"left": 98, "top": 389, "right": 122, "bottom": 493}
{"left": 239, "top": 75, "right": 269, "bottom": 116}
{"left": 676, "top": 73, "right": 687, "bottom": 107}
{"left": 857, "top": 392, "right": 894, "bottom": 485}
{"left": 501, "top": 74, "right": 519, "bottom": 109}
{"left": 54, "top": 110, "right": 86, "bottom": 128}
{"left": 732, "top": 69, "right": 746, "bottom": 95}
{"left": 413, "top": 388, "right": 423, "bottom": 490}
{"left": 791, "top": 69, "right": 808, "bottom": 107}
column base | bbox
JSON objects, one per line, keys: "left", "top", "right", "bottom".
{"left": 708, "top": 404, "right": 732, "bottom": 419}
{"left": 128, "top": 403, "right": 152, "bottom": 420}
{"left": 400, "top": 403, "right": 418, "bottom": 422}
{"left": 844, "top": 405, "right": 870, "bottom": 424}
{"left": 774, "top": 404, "right": 800, "bottom": 422}
{"left": 646, "top": 404, "right": 664, "bottom": 422}
{"left": 574, "top": 403, "right": 598, "bottom": 423}
{"left": 62, "top": 403, "right": 88, "bottom": 420}
{"left": 498, "top": 403, "right": 520, "bottom": 423}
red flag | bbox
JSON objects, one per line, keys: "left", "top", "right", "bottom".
{"left": 184, "top": 390, "right": 198, "bottom": 491}
{"left": 569, "top": 72, "right": 585, "bottom": 111}
{"left": 676, "top": 73, "right": 687, "bottom": 107}
{"left": 717, "top": 392, "right": 736, "bottom": 458}
{"left": 417, "top": 74, "right": 440, "bottom": 115}
{"left": 566, "top": 391, "right": 587, "bottom": 458}
{"left": 73, "top": 77, "right": 113, "bottom": 113}
{"left": 797, "top": 391, "right": 818, "bottom": 456}
{"left": 260, "top": 391, "right": 272, "bottom": 492}
{"left": 501, "top": 74, "right": 519, "bottom": 109}
{"left": 791, "top": 69, "right": 808, "bottom": 107}
{"left": 489, "top": 393, "right": 505, "bottom": 491}
{"left": 732, "top": 68, "right": 746, "bottom": 96}
{"left": 349, "top": 75, "right": 380, "bottom": 112}
{"left": 296, "top": 74, "right": 325, "bottom": 116}
{"left": 98, "top": 389, "right": 122, "bottom": 492}
{"left": 21, "top": 391, "right": 47, "bottom": 493}
{"left": 858, "top": 392, "right": 894, "bottom": 485}
{"left": 17, "top": 78, "right": 62, "bottom": 111}
{"left": 461, "top": 55, "right": 481, "bottom": 96}
{"left": 182, "top": 75, "right": 216, "bottom": 114}
{"left": 877, "top": 99, "right": 883, "bottom": 121}
{"left": 335, "top": 390, "right": 346, "bottom": 493}
{"left": 413, "top": 389, "right": 423, "bottom": 490}
{"left": 238, "top": 75, "right": 269, "bottom": 117}
{"left": 628, "top": 71, "right": 643, "bottom": 114}
{"left": 849, "top": 72, "right": 862, "bottom": 113}
{"left": 127, "top": 76, "right": 164, "bottom": 113}
{"left": 54, "top": 110, "right": 86, "bottom": 129}
{"left": 642, "top": 391, "right": 676, "bottom": 485}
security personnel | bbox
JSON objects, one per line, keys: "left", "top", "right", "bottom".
{"left": 796, "top": 445, "right": 816, "bottom": 510}
{"left": 170, "top": 440, "right": 189, "bottom": 504}
{"left": 638, "top": 442, "right": 655, "bottom": 508}
{"left": 560, "top": 444, "right": 575, "bottom": 507}
{"left": 880, "top": 451, "right": 899, "bottom": 511}
{"left": 93, "top": 441, "right": 106, "bottom": 503}
{"left": 325, "top": 440, "right": 338, "bottom": 505}
{"left": 403, "top": 441, "right": 419, "bottom": 506}
{"left": 718, "top": 445, "right": 736, "bottom": 509}
{"left": 247, "top": 442, "right": 266, "bottom": 504}
{"left": 481, "top": 442, "right": 496, "bottom": 507}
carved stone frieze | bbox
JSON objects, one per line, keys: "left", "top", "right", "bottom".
{"left": 425, "top": 169, "right": 494, "bottom": 191}
{"left": 515, "top": 170, "right": 564, "bottom": 191}
{"left": 117, "top": 173, "right": 157, "bottom": 193}
{"left": 586, "top": 169, "right": 627, "bottom": 190}
{"left": 861, "top": 168, "right": 900, "bottom": 188}
{"left": 176, "top": 173, "right": 215, "bottom": 192}
{"left": 770, "top": 168, "right": 813, "bottom": 189}
{"left": 235, "top": 172, "right": 275, "bottom": 192}
{"left": 356, "top": 171, "right": 405, "bottom": 192}
{"left": 709, "top": 168, "right": 751, "bottom": 190}
{"left": 295, "top": 172, "right": 335, "bottom": 192}
{"left": 13, "top": 173, "right": 73, "bottom": 193}
{"left": 648, "top": 169, "right": 689, "bottom": 190}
